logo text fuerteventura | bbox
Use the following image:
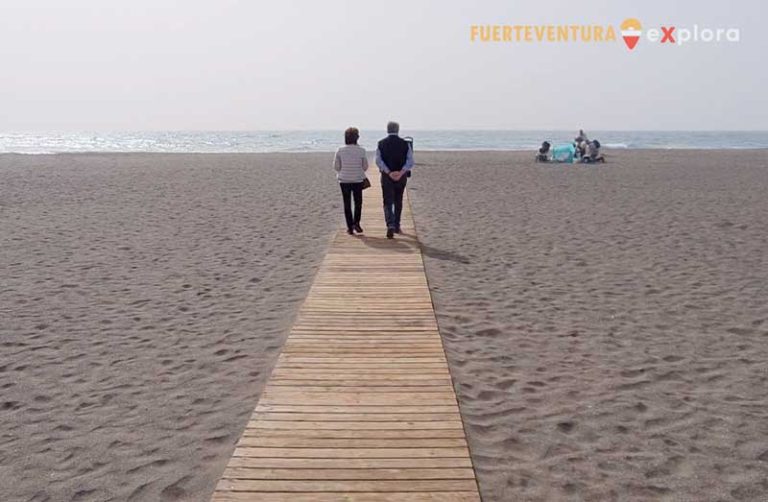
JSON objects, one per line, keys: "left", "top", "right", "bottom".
{"left": 470, "top": 19, "right": 741, "bottom": 50}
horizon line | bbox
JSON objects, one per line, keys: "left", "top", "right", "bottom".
{"left": 3, "top": 128, "right": 768, "bottom": 134}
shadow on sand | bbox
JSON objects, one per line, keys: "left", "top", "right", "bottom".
{"left": 357, "top": 232, "right": 470, "bottom": 265}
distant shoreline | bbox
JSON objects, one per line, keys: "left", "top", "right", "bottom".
{"left": 3, "top": 130, "right": 768, "bottom": 154}
{"left": 3, "top": 147, "right": 768, "bottom": 156}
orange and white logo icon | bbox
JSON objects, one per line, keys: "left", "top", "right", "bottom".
{"left": 621, "top": 18, "right": 642, "bottom": 50}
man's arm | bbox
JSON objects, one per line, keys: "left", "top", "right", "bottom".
{"left": 401, "top": 145, "right": 414, "bottom": 173}
{"left": 375, "top": 148, "right": 390, "bottom": 174}
{"left": 333, "top": 150, "right": 341, "bottom": 172}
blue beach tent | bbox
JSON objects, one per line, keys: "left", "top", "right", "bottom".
{"left": 552, "top": 143, "right": 576, "bottom": 163}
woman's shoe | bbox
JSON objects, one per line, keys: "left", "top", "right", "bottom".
{"left": 347, "top": 228, "right": 354, "bottom": 235}
{"left": 353, "top": 224, "right": 364, "bottom": 233}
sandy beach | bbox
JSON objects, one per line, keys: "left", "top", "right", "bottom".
{"left": 2, "top": 150, "right": 768, "bottom": 502}
{"left": 408, "top": 150, "right": 768, "bottom": 501}
{"left": 0, "top": 153, "right": 338, "bottom": 501}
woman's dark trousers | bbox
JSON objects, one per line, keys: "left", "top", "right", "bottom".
{"left": 340, "top": 182, "right": 364, "bottom": 230}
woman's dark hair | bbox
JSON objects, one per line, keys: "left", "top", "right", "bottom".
{"left": 344, "top": 127, "right": 360, "bottom": 145}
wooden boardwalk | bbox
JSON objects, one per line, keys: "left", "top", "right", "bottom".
{"left": 212, "top": 174, "right": 481, "bottom": 502}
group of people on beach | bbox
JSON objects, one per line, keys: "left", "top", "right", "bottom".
{"left": 537, "top": 129, "right": 606, "bottom": 164}
{"left": 333, "top": 121, "right": 413, "bottom": 239}
{"left": 333, "top": 124, "right": 606, "bottom": 236}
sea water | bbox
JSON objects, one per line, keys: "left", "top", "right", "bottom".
{"left": 1, "top": 130, "right": 767, "bottom": 154}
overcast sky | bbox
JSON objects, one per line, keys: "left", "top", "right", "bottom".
{"left": 1, "top": 0, "right": 765, "bottom": 131}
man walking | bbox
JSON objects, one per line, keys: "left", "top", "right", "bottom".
{"left": 376, "top": 121, "right": 414, "bottom": 239}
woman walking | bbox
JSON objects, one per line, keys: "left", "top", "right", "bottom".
{"left": 333, "top": 127, "right": 369, "bottom": 234}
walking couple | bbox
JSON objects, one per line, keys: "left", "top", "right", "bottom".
{"left": 333, "top": 121, "right": 414, "bottom": 239}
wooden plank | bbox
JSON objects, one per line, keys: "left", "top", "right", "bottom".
{"left": 268, "top": 380, "right": 452, "bottom": 388}
{"left": 259, "top": 394, "right": 457, "bottom": 406}
{"left": 284, "top": 339, "right": 443, "bottom": 344}
{"left": 269, "top": 370, "right": 451, "bottom": 377}
{"left": 220, "top": 467, "right": 475, "bottom": 480}
{"left": 287, "top": 336, "right": 440, "bottom": 340}
{"left": 232, "top": 447, "right": 471, "bottom": 459}
{"left": 281, "top": 351, "right": 446, "bottom": 357}
{"left": 273, "top": 365, "right": 450, "bottom": 371}
{"left": 287, "top": 325, "right": 437, "bottom": 330}
{"left": 222, "top": 457, "right": 473, "bottom": 469}
{"left": 292, "top": 320, "right": 437, "bottom": 324}
{"left": 284, "top": 346, "right": 442, "bottom": 353}
{"left": 250, "top": 412, "right": 460, "bottom": 421}
{"left": 240, "top": 429, "right": 469, "bottom": 440}
{"left": 285, "top": 340, "right": 442, "bottom": 344}
{"left": 284, "top": 342, "right": 442, "bottom": 348}
{"left": 277, "top": 357, "right": 448, "bottom": 363}
{"left": 210, "top": 177, "right": 480, "bottom": 500}
{"left": 215, "top": 479, "right": 478, "bottom": 492}
{"left": 269, "top": 365, "right": 451, "bottom": 371}
{"left": 274, "top": 364, "right": 450, "bottom": 372}
{"left": 236, "top": 437, "right": 467, "bottom": 448}
{"left": 213, "top": 491, "right": 480, "bottom": 502}
{"left": 245, "top": 421, "right": 464, "bottom": 430}
{"left": 272, "top": 363, "right": 450, "bottom": 369}
{"left": 280, "top": 353, "right": 446, "bottom": 358}
{"left": 290, "top": 326, "right": 438, "bottom": 330}
{"left": 262, "top": 386, "right": 454, "bottom": 393}
{"left": 284, "top": 343, "right": 443, "bottom": 348}
{"left": 252, "top": 405, "right": 460, "bottom": 414}
{"left": 261, "top": 389, "right": 457, "bottom": 397}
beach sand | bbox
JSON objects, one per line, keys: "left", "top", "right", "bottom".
{"left": 2, "top": 150, "right": 768, "bottom": 502}
{"left": 0, "top": 153, "right": 338, "bottom": 501}
{"left": 408, "top": 150, "right": 768, "bottom": 501}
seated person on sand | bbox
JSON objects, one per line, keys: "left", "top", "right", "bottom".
{"left": 574, "top": 129, "right": 589, "bottom": 159}
{"left": 581, "top": 139, "right": 606, "bottom": 163}
{"left": 536, "top": 141, "right": 551, "bottom": 162}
